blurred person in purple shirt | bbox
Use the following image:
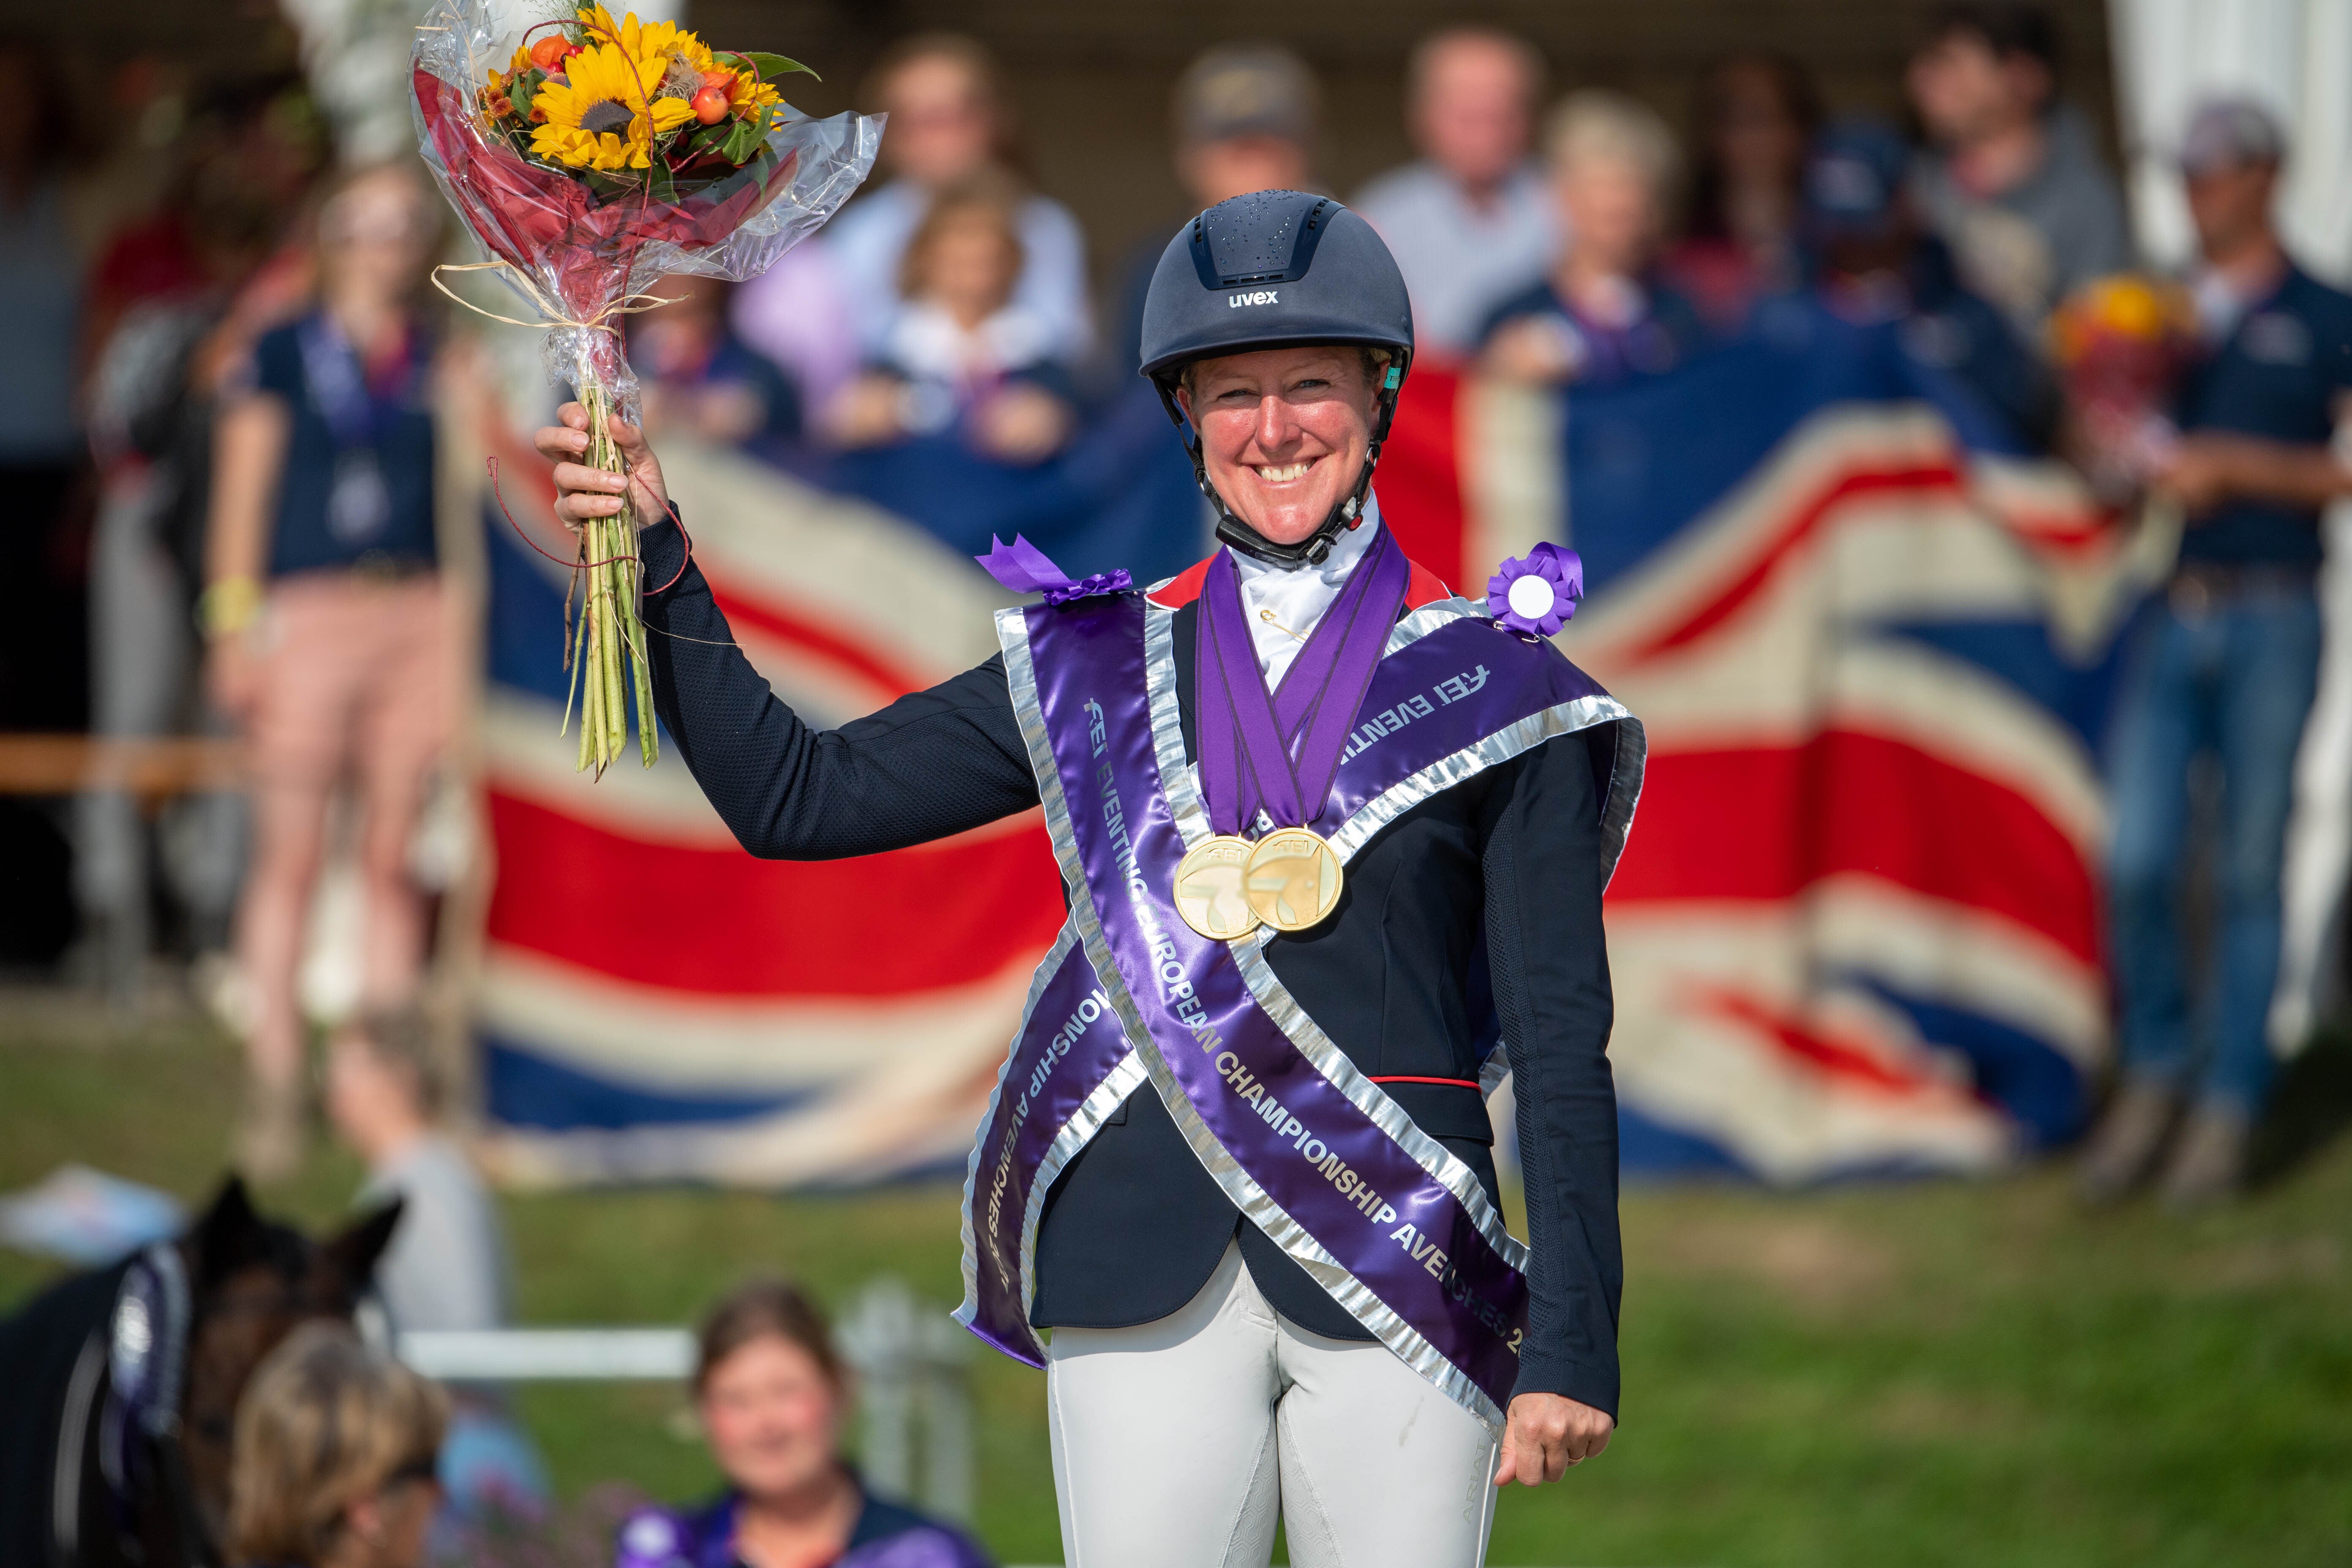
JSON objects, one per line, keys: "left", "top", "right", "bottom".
{"left": 2080, "top": 99, "right": 2352, "bottom": 1207}
{"left": 1476, "top": 91, "right": 1707, "bottom": 389}
{"left": 615, "top": 1279, "right": 991, "bottom": 1568}
{"left": 1351, "top": 28, "right": 1557, "bottom": 363}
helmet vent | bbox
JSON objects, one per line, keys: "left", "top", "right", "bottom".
{"left": 1189, "top": 191, "right": 1334, "bottom": 289}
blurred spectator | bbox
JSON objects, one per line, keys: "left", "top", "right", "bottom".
{"left": 824, "top": 176, "right": 1077, "bottom": 466}
{"left": 0, "top": 34, "right": 87, "bottom": 731}
{"left": 1804, "top": 119, "right": 2057, "bottom": 447}
{"left": 1905, "top": 2, "right": 2131, "bottom": 338}
{"left": 0, "top": 33, "right": 84, "bottom": 508}
{"left": 1669, "top": 54, "right": 1819, "bottom": 330}
{"left": 632, "top": 274, "right": 803, "bottom": 452}
{"left": 615, "top": 1279, "right": 993, "bottom": 1568}
{"left": 1352, "top": 28, "right": 1555, "bottom": 361}
{"left": 1477, "top": 92, "right": 1707, "bottom": 387}
{"left": 2080, "top": 98, "right": 2352, "bottom": 1208}
{"left": 206, "top": 163, "right": 452, "bottom": 1178}
{"left": 231, "top": 1323, "right": 446, "bottom": 1568}
{"left": 1108, "top": 42, "right": 1318, "bottom": 378}
{"left": 820, "top": 36, "right": 1091, "bottom": 365}
{"left": 75, "top": 76, "right": 324, "bottom": 998}
{"left": 324, "top": 1006, "right": 549, "bottom": 1527}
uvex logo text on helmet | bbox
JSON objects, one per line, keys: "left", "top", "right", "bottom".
{"left": 1228, "top": 290, "right": 1279, "bottom": 308}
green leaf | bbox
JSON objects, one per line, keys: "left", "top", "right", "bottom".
{"left": 738, "top": 51, "right": 817, "bottom": 83}
{"left": 509, "top": 70, "right": 540, "bottom": 120}
{"left": 719, "top": 110, "right": 766, "bottom": 166}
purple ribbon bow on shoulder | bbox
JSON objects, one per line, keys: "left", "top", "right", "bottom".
{"left": 977, "top": 535, "right": 1134, "bottom": 605}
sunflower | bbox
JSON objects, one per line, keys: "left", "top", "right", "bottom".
{"left": 530, "top": 39, "right": 694, "bottom": 170}
{"left": 574, "top": 4, "right": 688, "bottom": 66}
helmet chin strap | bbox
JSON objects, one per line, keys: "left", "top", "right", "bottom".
{"left": 1154, "top": 368, "right": 1405, "bottom": 570}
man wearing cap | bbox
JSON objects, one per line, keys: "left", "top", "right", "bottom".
{"left": 2080, "top": 97, "right": 2352, "bottom": 1206}
{"left": 1109, "top": 43, "right": 1320, "bottom": 380}
{"left": 1352, "top": 28, "right": 1558, "bottom": 361}
{"left": 539, "top": 191, "right": 1640, "bottom": 1565}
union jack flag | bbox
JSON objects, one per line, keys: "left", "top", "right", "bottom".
{"left": 471, "top": 308, "right": 2144, "bottom": 1186}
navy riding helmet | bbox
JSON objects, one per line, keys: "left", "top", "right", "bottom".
{"left": 1138, "top": 189, "right": 1416, "bottom": 565}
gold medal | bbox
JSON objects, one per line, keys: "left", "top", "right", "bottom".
{"left": 1174, "top": 834, "right": 1261, "bottom": 941}
{"left": 1243, "top": 827, "right": 1344, "bottom": 933}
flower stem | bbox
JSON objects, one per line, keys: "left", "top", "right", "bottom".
{"left": 567, "top": 375, "right": 659, "bottom": 774}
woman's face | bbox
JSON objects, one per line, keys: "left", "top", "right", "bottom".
{"left": 1178, "top": 346, "right": 1377, "bottom": 547}
{"left": 698, "top": 1334, "right": 844, "bottom": 1503}
{"left": 320, "top": 171, "right": 434, "bottom": 306}
{"left": 885, "top": 55, "right": 996, "bottom": 190}
{"left": 1557, "top": 155, "right": 1658, "bottom": 278}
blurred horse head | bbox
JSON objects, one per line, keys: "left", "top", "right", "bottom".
{"left": 0, "top": 1176, "right": 401, "bottom": 1568}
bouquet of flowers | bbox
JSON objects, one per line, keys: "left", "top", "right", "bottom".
{"left": 412, "top": 0, "right": 879, "bottom": 773}
{"left": 2047, "top": 273, "right": 2201, "bottom": 504}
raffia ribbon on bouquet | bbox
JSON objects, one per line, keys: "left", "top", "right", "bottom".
{"left": 430, "top": 259, "right": 679, "bottom": 337}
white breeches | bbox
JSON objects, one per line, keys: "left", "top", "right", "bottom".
{"left": 1045, "top": 1241, "right": 1500, "bottom": 1568}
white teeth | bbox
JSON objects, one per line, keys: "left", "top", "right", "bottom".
{"left": 1256, "top": 462, "right": 1311, "bottom": 482}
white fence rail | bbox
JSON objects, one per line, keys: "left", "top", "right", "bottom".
{"left": 390, "top": 1279, "right": 975, "bottom": 1522}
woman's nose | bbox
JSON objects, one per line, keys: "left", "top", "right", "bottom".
{"left": 1254, "top": 395, "right": 1293, "bottom": 450}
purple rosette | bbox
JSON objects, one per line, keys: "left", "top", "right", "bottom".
{"left": 1486, "top": 542, "right": 1583, "bottom": 637}
{"left": 977, "top": 534, "right": 1133, "bottom": 605}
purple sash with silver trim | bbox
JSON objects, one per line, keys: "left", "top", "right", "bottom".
{"left": 955, "top": 588, "right": 1642, "bottom": 1424}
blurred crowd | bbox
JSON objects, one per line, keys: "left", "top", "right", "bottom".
{"left": 2, "top": 0, "right": 2347, "bottom": 1235}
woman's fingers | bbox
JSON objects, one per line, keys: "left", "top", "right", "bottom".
{"left": 552, "top": 460, "right": 626, "bottom": 496}
{"left": 534, "top": 423, "right": 591, "bottom": 462}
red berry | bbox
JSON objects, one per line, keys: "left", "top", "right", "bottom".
{"left": 528, "top": 35, "right": 580, "bottom": 72}
{"left": 691, "top": 83, "right": 730, "bottom": 124}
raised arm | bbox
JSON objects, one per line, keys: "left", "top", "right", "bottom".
{"left": 538, "top": 406, "right": 1040, "bottom": 858}
{"left": 1479, "top": 725, "right": 1624, "bottom": 1484}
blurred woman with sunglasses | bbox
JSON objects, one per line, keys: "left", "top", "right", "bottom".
{"left": 230, "top": 1323, "right": 447, "bottom": 1568}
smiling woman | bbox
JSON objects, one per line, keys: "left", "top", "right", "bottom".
{"left": 536, "top": 185, "right": 1643, "bottom": 1568}
{"left": 1174, "top": 345, "right": 1385, "bottom": 547}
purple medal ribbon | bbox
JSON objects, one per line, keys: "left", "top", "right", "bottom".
{"left": 1195, "top": 527, "right": 1409, "bottom": 835}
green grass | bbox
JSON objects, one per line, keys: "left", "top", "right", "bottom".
{"left": 5, "top": 996, "right": 2349, "bottom": 1565}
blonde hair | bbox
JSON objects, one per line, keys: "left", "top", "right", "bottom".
{"left": 1544, "top": 90, "right": 1682, "bottom": 203}
{"left": 230, "top": 1323, "right": 448, "bottom": 1565}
